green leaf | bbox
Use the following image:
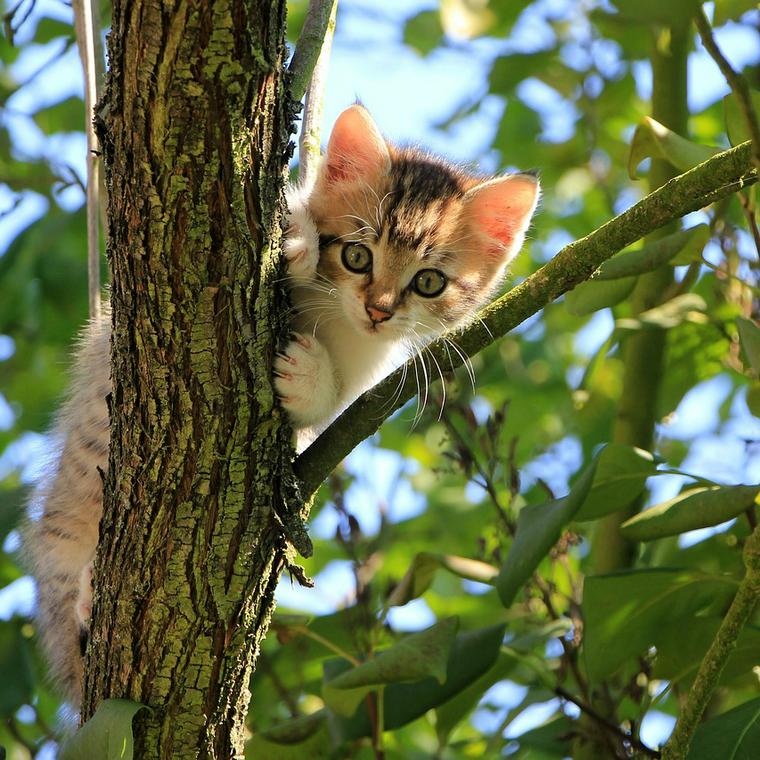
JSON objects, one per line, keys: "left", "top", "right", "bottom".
{"left": 247, "top": 714, "right": 330, "bottom": 759}
{"left": 737, "top": 317, "right": 760, "bottom": 375}
{"left": 714, "top": 0, "right": 760, "bottom": 25}
{"left": 574, "top": 444, "right": 658, "bottom": 522}
{"left": 620, "top": 485, "right": 760, "bottom": 541}
{"left": 496, "top": 457, "right": 599, "bottom": 607}
{"left": 515, "top": 715, "right": 576, "bottom": 754}
{"left": 724, "top": 90, "right": 760, "bottom": 147}
{"left": 59, "top": 699, "right": 149, "bottom": 760}
{"left": 403, "top": 11, "right": 444, "bottom": 56}
{"left": 387, "top": 552, "right": 498, "bottom": 607}
{"left": 259, "top": 710, "right": 327, "bottom": 744}
{"left": 595, "top": 225, "right": 710, "bottom": 280}
{"left": 0, "top": 620, "right": 34, "bottom": 714}
{"left": 628, "top": 116, "right": 719, "bottom": 179}
{"left": 32, "top": 96, "right": 84, "bottom": 134}
{"left": 747, "top": 384, "right": 760, "bottom": 418}
{"left": 611, "top": 0, "right": 701, "bottom": 26}
{"left": 565, "top": 276, "right": 637, "bottom": 316}
{"left": 687, "top": 696, "right": 760, "bottom": 759}
{"left": 616, "top": 293, "right": 707, "bottom": 331}
{"left": 323, "top": 617, "right": 459, "bottom": 716}
{"left": 654, "top": 619, "right": 760, "bottom": 688}
{"left": 34, "top": 17, "right": 74, "bottom": 43}
{"left": 331, "top": 623, "right": 506, "bottom": 741}
{"left": 582, "top": 569, "right": 737, "bottom": 682}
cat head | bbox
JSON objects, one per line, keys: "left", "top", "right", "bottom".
{"left": 307, "top": 105, "right": 540, "bottom": 342}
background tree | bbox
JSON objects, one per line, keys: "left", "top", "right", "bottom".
{"left": 0, "top": 1, "right": 759, "bottom": 759}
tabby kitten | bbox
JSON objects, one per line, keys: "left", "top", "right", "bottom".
{"left": 26, "top": 104, "right": 539, "bottom": 707}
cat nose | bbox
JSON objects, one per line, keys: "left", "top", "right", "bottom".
{"left": 366, "top": 305, "right": 393, "bottom": 324}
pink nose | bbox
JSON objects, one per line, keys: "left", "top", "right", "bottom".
{"left": 366, "top": 305, "right": 393, "bottom": 324}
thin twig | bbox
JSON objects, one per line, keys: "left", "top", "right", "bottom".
{"left": 72, "top": 0, "right": 103, "bottom": 320}
{"left": 555, "top": 686, "right": 661, "bottom": 758}
{"left": 289, "top": 0, "right": 338, "bottom": 104}
{"left": 294, "top": 142, "right": 758, "bottom": 499}
{"left": 694, "top": 8, "right": 760, "bottom": 171}
{"left": 298, "top": 0, "right": 338, "bottom": 187}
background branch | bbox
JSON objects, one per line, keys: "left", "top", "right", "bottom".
{"left": 294, "top": 141, "right": 757, "bottom": 499}
{"left": 289, "top": 0, "right": 339, "bottom": 104}
{"left": 72, "top": 0, "right": 104, "bottom": 320}
{"left": 694, "top": 7, "right": 760, "bottom": 170}
{"left": 298, "top": 0, "right": 338, "bottom": 187}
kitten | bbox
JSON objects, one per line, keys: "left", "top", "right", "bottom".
{"left": 25, "top": 104, "right": 539, "bottom": 707}
{"left": 278, "top": 105, "right": 540, "bottom": 446}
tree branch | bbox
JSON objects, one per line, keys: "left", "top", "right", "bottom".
{"left": 294, "top": 142, "right": 757, "bottom": 499}
{"left": 289, "top": 0, "right": 338, "bottom": 104}
{"left": 661, "top": 524, "right": 760, "bottom": 759}
{"left": 694, "top": 7, "right": 760, "bottom": 171}
{"left": 72, "top": 0, "right": 104, "bottom": 320}
{"left": 298, "top": 0, "right": 338, "bottom": 187}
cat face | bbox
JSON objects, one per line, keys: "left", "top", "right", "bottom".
{"left": 307, "top": 106, "right": 540, "bottom": 343}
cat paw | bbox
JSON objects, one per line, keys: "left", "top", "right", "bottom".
{"left": 75, "top": 561, "right": 93, "bottom": 627}
{"left": 274, "top": 333, "right": 337, "bottom": 428}
{"left": 284, "top": 198, "right": 320, "bottom": 280}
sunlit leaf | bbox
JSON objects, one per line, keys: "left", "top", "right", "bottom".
{"left": 403, "top": 10, "right": 444, "bottom": 56}
{"left": 497, "top": 458, "right": 599, "bottom": 607}
{"left": 687, "top": 696, "right": 760, "bottom": 759}
{"left": 565, "top": 276, "right": 637, "bottom": 316}
{"left": 621, "top": 485, "right": 760, "bottom": 541}
{"left": 323, "top": 617, "right": 459, "bottom": 716}
{"left": 574, "top": 444, "right": 658, "bottom": 522}
{"left": 59, "top": 699, "right": 149, "bottom": 760}
{"left": 616, "top": 294, "right": 707, "bottom": 331}
{"left": 387, "top": 552, "right": 498, "bottom": 607}
{"left": 331, "top": 623, "right": 506, "bottom": 740}
{"left": 737, "top": 317, "right": 760, "bottom": 375}
{"left": 724, "top": 90, "right": 760, "bottom": 147}
{"left": 714, "top": 0, "right": 760, "bottom": 25}
{"left": 628, "top": 116, "right": 718, "bottom": 179}
{"left": 595, "top": 225, "right": 710, "bottom": 280}
{"left": 611, "top": 0, "right": 701, "bottom": 26}
{"left": 582, "top": 570, "right": 737, "bottom": 682}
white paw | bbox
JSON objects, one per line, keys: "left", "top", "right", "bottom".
{"left": 274, "top": 333, "right": 337, "bottom": 428}
{"left": 284, "top": 197, "right": 320, "bottom": 280}
{"left": 75, "top": 561, "right": 94, "bottom": 627}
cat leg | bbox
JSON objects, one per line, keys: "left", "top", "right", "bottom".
{"left": 274, "top": 332, "right": 338, "bottom": 428}
{"left": 75, "top": 560, "right": 94, "bottom": 626}
{"left": 284, "top": 187, "right": 320, "bottom": 280}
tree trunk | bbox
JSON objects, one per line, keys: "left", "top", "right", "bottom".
{"left": 81, "top": 1, "right": 294, "bottom": 757}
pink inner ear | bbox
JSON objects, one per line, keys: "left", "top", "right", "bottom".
{"left": 323, "top": 106, "right": 390, "bottom": 184}
{"left": 465, "top": 175, "right": 539, "bottom": 254}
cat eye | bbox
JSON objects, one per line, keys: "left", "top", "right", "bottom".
{"left": 412, "top": 269, "right": 447, "bottom": 298}
{"left": 341, "top": 243, "right": 372, "bottom": 273}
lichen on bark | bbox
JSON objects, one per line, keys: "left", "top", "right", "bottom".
{"left": 83, "top": 2, "right": 296, "bottom": 757}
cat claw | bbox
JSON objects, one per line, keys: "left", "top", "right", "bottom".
{"left": 274, "top": 336, "right": 337, "bottom": 427}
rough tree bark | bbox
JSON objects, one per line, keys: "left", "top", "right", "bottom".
{"left": 81, "top": 1, "right": 297, "bottom": 757}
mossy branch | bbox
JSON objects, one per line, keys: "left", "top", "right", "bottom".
{"left": 661, "top": 525, "right": 760, "bottom": 759}
{"left": 294, "top": 141, "right": 757, "bottom": 499}
{"left": 289, "top": 0, "right": 338, "bottom": 104}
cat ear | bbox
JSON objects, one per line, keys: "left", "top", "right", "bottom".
{"left": 320, "top": 105, "right": 391, "bottom": 185}
{"left": 461, "top": 174, "right": 540, "bottom": 260}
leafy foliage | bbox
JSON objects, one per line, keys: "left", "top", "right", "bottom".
{"left": 1, "top": 0, "right": 759, "bottom": 758}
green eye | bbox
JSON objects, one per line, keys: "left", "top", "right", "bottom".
{"left": 341, "top": 243, "right": 372, "bottom": 273}
{"left": 412, "top": 268, "right": 447, "bottom": 297}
